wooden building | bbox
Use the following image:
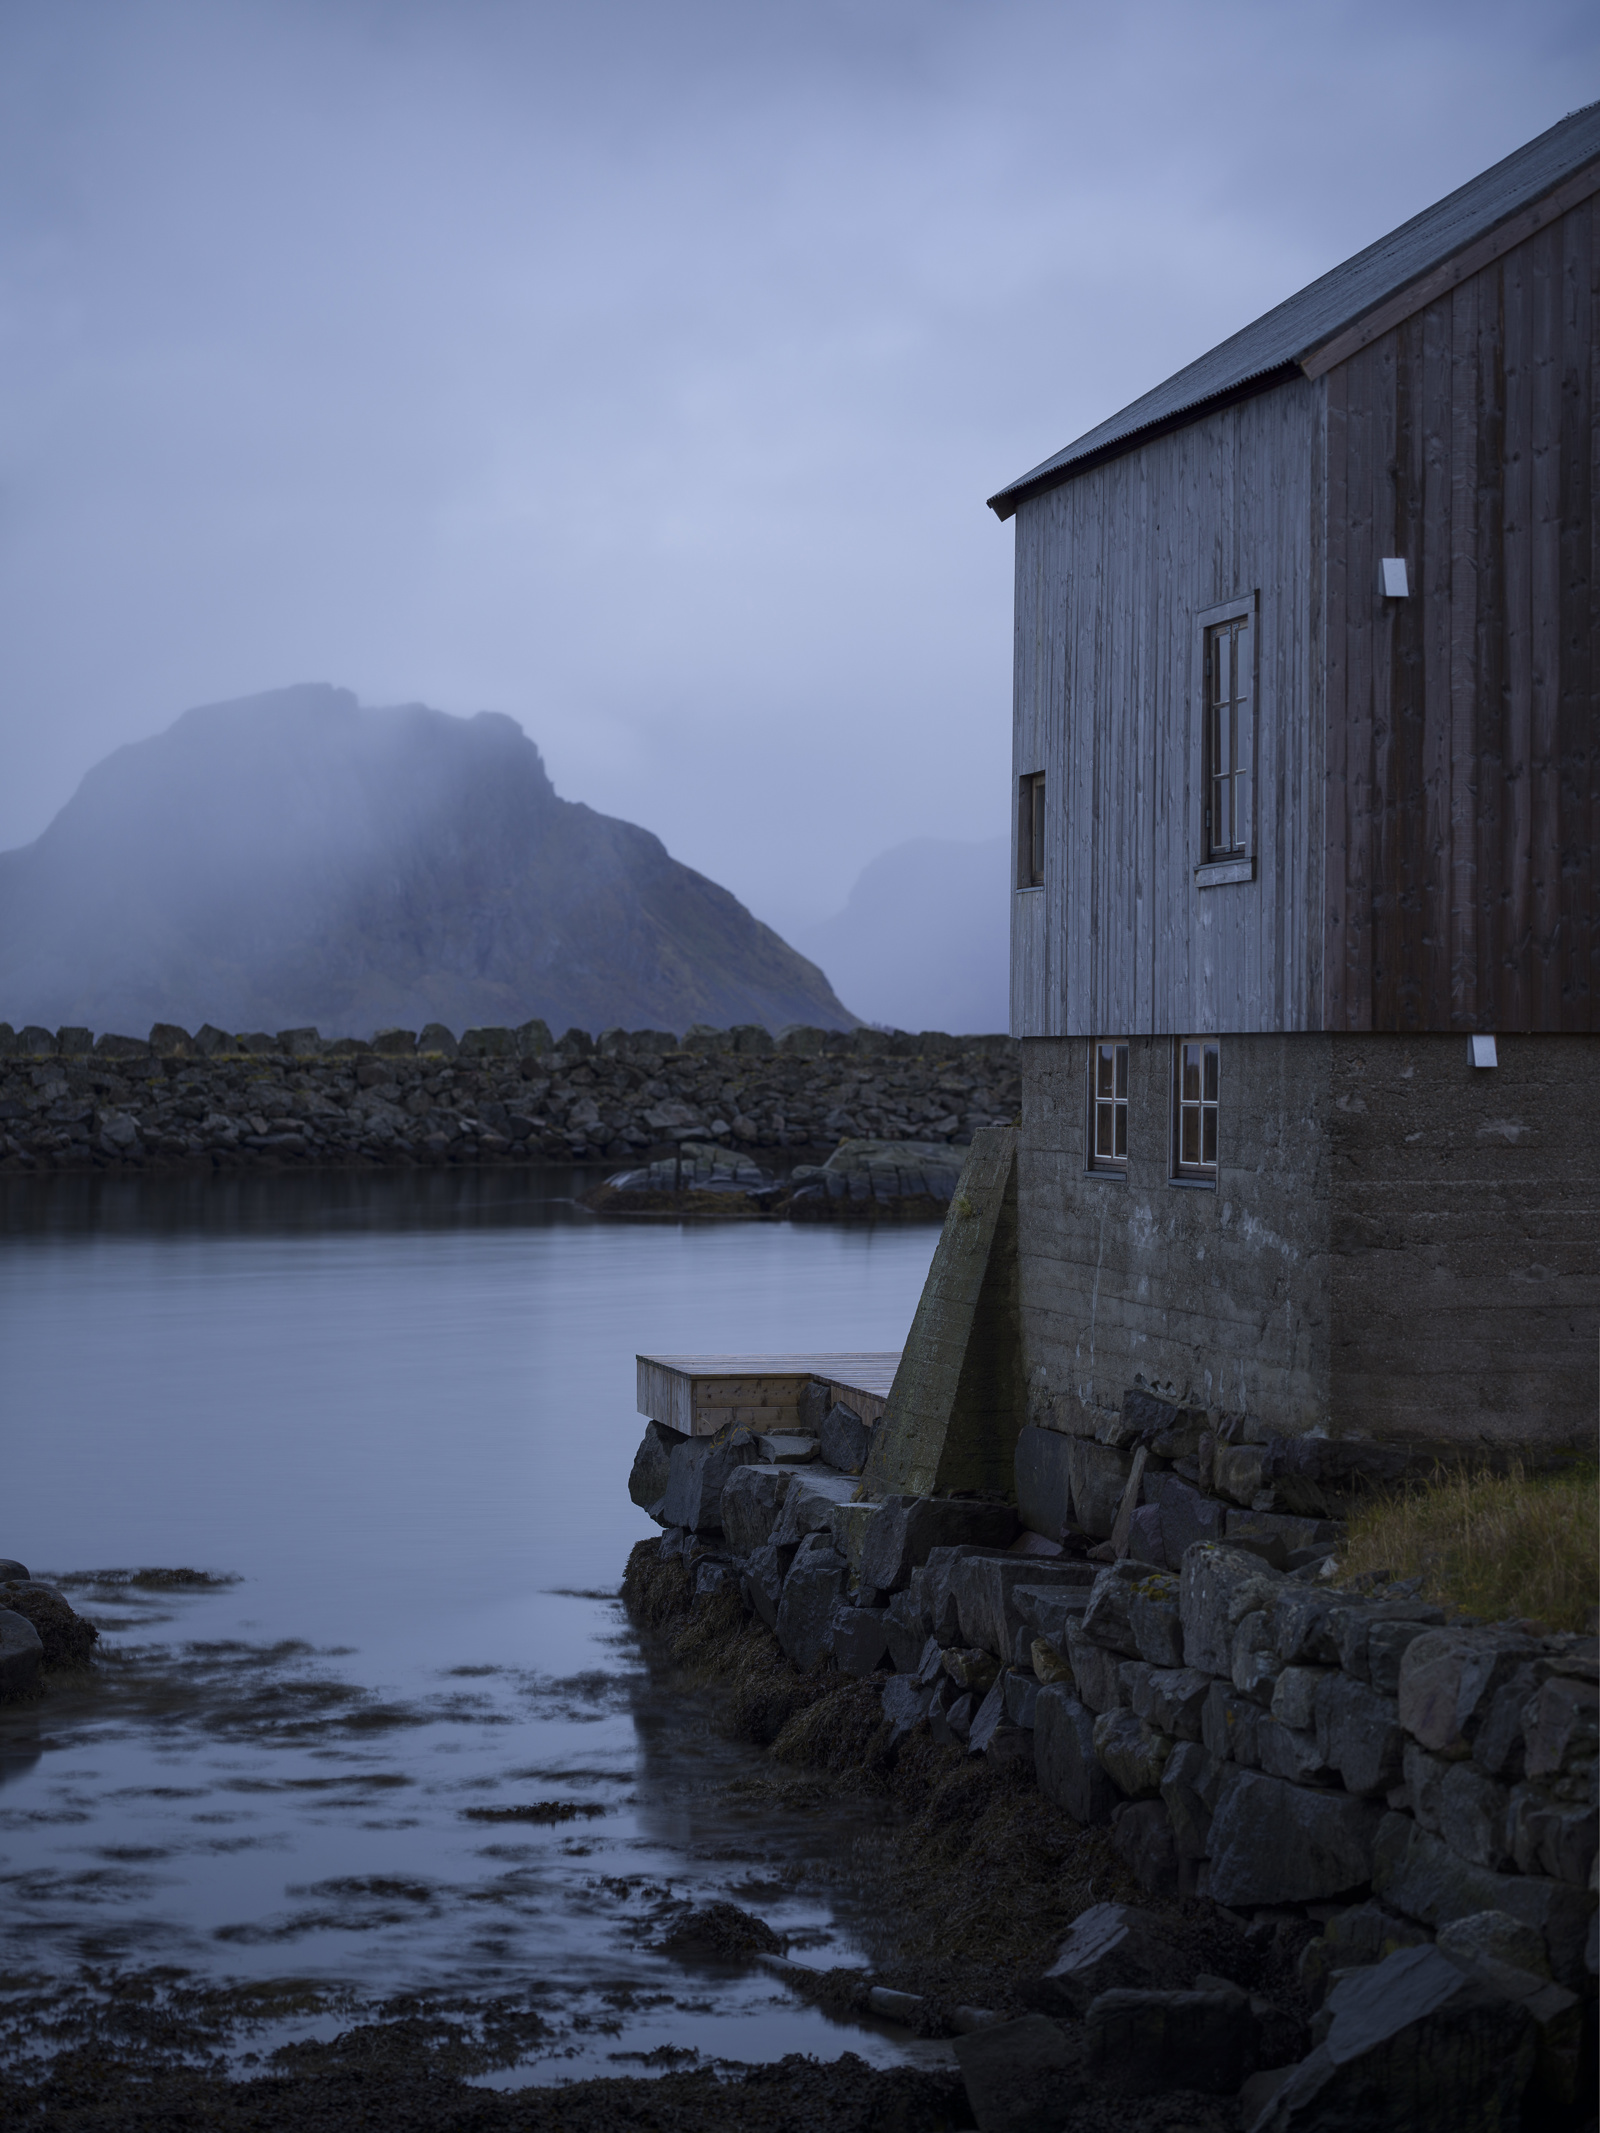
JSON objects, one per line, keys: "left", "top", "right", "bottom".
{"left": 987, "top": 107, "right": 1598, "bottom": 1452}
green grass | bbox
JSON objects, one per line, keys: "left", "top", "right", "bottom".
{"left": 1338, "top": 1461, "right": 1599, "bottom": 1633}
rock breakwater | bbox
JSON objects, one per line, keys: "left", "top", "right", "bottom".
{"left": 0, "top": 1020, "right": 1018, "bottom": 1179}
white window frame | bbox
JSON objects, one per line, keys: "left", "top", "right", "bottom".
{"left": 1171, "top": 1036, "right": 1221, "bottom": 1184}
{"left": 1086, "top": 1039, "right": 1129, "bottom": 1176}
{"left": 1194, "top": 593, "right": 1258, "bottom": 888}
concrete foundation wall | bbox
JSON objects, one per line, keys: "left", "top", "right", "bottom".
{"left": 1019, "top": 1033, "right": 1598, "bottom": 1453}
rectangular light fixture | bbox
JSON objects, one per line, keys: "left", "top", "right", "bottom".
{"left": 1469, "top": 1034, "right": 1498, "bottom": 1068}
{"left": 1381, "top": 558, "right": 1410, "bottom": 598}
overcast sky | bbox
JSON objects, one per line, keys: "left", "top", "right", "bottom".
{"left": 1, "top": 0, "right": 1593, "bottom": 938}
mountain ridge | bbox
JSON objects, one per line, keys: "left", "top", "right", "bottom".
{"left": 0, "top": 685, "right": 857, "bottom": 1037}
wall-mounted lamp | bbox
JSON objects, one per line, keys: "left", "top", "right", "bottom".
{"left": 1468, "top": 1034, "right": 1498, "bottom": 1068}
{"left": 1381, "top": 558, "right": 1410, "bottom": 598}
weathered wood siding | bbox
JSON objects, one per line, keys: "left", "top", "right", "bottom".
{"left": 1010, "top": 376, "right": 1324, "bottom": 1037}
{"left": 1323, "top": 192, "right": 1599, "bottom": 1032}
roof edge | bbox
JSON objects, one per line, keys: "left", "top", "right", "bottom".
{"left": 986, "top": 362, "right": 1303, "bottom": 522}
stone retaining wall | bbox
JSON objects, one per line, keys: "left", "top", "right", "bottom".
{"left": 0, "top": 1019, "right": 1018, "bottom": 1174}
{"left": 633, "top": 1418, "right": 1599, "bottom": 2010}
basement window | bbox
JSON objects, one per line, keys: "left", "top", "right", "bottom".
{"left": 1017, "top": 771, "right": 1045, "bottom": 889}
{"left": 1088, "top": 1040, "right": 1129, "bottom": 1173}
{"left": 1173, "top": 1038, "right": 1219, "bottom": 1181}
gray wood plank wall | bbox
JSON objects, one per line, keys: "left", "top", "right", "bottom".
{"left": 1323, "top": 193, "right": 1597, "bottom": 1032}
{"left": 1009, "top": 375, "right": 1325, "bottom": 1036}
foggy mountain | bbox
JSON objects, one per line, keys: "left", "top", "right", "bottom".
{"left": 794, "top": 838, "right": 1011, "bottom": 1036}
{"left": 0, "top": 686, "right": 856, "bottom": 1039}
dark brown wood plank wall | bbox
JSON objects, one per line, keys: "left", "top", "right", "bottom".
{"left": 1324, "top": 195, "right": 1598, "bottom": 1030}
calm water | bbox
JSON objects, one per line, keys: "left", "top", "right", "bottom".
{"left": 0, "top": 1170, "right": 940, "bottom": 2082}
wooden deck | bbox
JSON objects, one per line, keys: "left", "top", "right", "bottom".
{"left": 636, "top": 1351, "right": 902, "bottom": 1439}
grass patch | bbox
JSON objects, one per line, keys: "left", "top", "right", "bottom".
{"left": 1337, "top": 1460, "right": 1598, "bottom": 1632}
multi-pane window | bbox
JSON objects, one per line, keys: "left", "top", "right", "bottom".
{"left": 1089, "top": 1041, "right": 1129, "bottom": 1170}
{"left": 1017, "top": 771, "right": 1045, "bottom": 888}
{"left": 1203, "top": 616, "right": 1250, "bottom": 858}
{"left": 1174, "top": 1038, "right": 1219, "bottom": 1178}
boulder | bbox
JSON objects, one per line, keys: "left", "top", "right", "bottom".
{"left": 1253, "top": 1944, "right": 1535, "bottom": 2132}
{"left": 1371, "top": 1810, "right": 1593, "bottom": 1985}
{"left": 417, "top": 1023, "right": 459, "bottom": 1056}
{"left": 1272, "top": 1588, "right": 1346, "bottom": 1667}
{"left": 952, "top": 2012, "right": 1077, "bottom": 2133}
{"left": 1334, "top": 1598, "right": 1447, "bottom": 1690}
{"left": 883, "top": 1586, "right": 930, "bottom": 1673}
{"left": 775, "top": 1547, "right": 846, "bottom": 1669}
{"left": 1255, "top": 1717, "right": 1333, "bottom": 1787}
{"left": 1298, "top": 1902, "right": 1431, "bottom": 2005}
{"left": 1206, "top": 1769, "right": 1383, "bottom": 1906}
{"left": 967, "top": 1679, "right": 1007, "bottom": 1755}
{"left": 819, "top": 1402, "right": 872, "bottom": 1476}
{"left": 1436, "top": 1909, "right": 1550, "bottom": 1979}
{"left": 628, "top": 1419, "right": 690, "bottom": 1514}
{"left": 1079, "top": 1560, "right": 1147, "bottom": 1657}
{"left": 1033, "top": 1686, "right": 1117, "bottom": 1825}
{"left": 1092, "top": 1709, "right": 1173, "bottom": 1799}
{"left": 1438, "top": 1762, "right": 1514, "bottom": 1872}
{"left": 0, "top": 1559, "right": 28, "bottom": 1582}
{"left": 881, "top": 1674, "right": 935, "bottom": 1746}
{"left": 1397, "top": 1629, "right": 1541, "bottom": 1755}
{"left": 924, "top": 1546, "right": 1016, "bottom": 1641}
{"left": 1126, "top": 1662, "right": 1210, "bottom": 1741}
{"left": 1126, "top": 1504, "right": 1166, "bottom": 1566}
{"left": 1014, "top": 1424, "right": 1073, "bottom": 1542}
{"left": 1505, "top": 1781, "right": 1597, "bottom": 1885}
{"left": 1108, "top": 1798, "right": 1180, "bottom": 1897}
{"left": 1160, "top": 1741, "right": 1226, "bottom": 1859}
{"left": 1471, "top": 1665, "right": 1539, "bottom": 1781}
{"left": 831, "top": 1602, "right": 890, "bottom": 1678}
{"left": 1179, "top": 1542, "right": 1284, "bottom": 1677}
{"left": 1011, "top": 1580, "right": 1095, "bottom": 1641}
{"left": 1201, "top": 1679, "right": 1262, "bottom": 1767}
{"left": 857, "top": 1498, "right": 1019, "bottom": 1597}
{"left": 718, "top": 1463, "right": 794, "bottom": 1555}
{"left": 1061, "top": 1619, "right": 1129, "bottom": 1714}
{"left": 1315, "top": 1671, "right": 1406, "bottom": 1798}
{"left": 826, "top": 1500, "right": 881, "bottom": 1580}
{"left": 0, "top": 1608, "right": 44, "bottom": 1700}
{"left": 659, "top": 1432, "right": 760, "bottom": 1533}
{"left": 1035, "top": 1901, "right": 1193, "bottom": 2015}
{"left": 944, "top": 1646, "right": 1000, "bottom": 1695}
{"left": 1230, "top": 1608, "right": 1282, "bottom": 1704}
{"left": 955, "top": 1555, "right": 1098, "bottom": 1662}
{"left": 769, "top": 1466, "right": 861, "bottom": 1546}
{"left": 1147, "top": 1472, "right": 1227, "bottom": 1566}
{"left": 1521, "top": 1675, "right": 1599, "bottom": 1780}
{"left": 741, "top": 1539, "right": 796, "bottom": 1628}
{"left": 1084, "top": 1984, "right": 1257, "bottom": 2094}
{"left": 1004, "top": 1669, "right": 1040, "bottom": 1729}
{"left": 0, "top": 1582, "right": 98, "bottom": 1669}
{"left": 1064, "top": 1437, "right": 1133, "bottom": 1538}
{"left": 1127, "top": 1577, "right": 1184, "bottom": 1667}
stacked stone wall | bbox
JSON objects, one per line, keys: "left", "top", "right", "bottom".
{"left": 634, "top": 1420, "right": 1598, "bottom": 2050}
{"left": 0, "top": 1019, "right": 1017, "bottom": 1174}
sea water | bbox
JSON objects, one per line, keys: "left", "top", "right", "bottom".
{"left": 0, "top": 1169, "right": 942, "bottom": 2082}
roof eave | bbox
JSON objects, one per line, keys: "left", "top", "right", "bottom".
{"left": 985, "top": 361, "right": 1305, "bottom": 521}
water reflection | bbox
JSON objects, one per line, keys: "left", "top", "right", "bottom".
{"left": 0, "top": 1169, "right": 940, "bottom": 2081}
